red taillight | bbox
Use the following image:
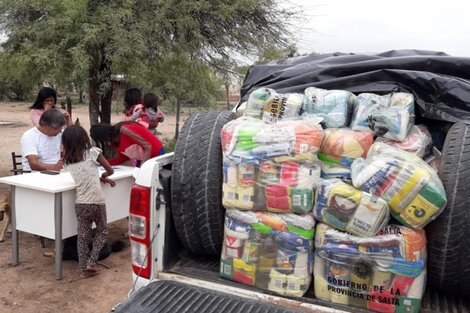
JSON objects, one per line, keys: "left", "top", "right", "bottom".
{"left": 129, "top": 184, "right": 151, "bottom": 279}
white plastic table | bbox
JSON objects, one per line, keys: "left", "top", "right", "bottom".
{"left": 0, "top": 165, "right": 135, "bottom": 279}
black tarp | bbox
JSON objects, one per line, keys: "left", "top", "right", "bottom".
{"left": 239, "top": 50, "right": 470, "bottom": 123}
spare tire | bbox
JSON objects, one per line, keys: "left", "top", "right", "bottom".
{"left": 171, "top": 111, "right": 236, "bottom": 256}
{"left": 426, "top": 122, "right": 470, "bottom": 293}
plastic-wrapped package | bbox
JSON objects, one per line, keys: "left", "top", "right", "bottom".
{"left": 302, "top": 87, "right": 355, "bottom": 128}
{"left": 222, "top": 117, "right": 324, "bottom": 163}
{"left": 314, "top": 179, "right": 389, "bottom": 237}
{"left": 221, "top": 117, "right": 324, "bottom": 213}
{"left": 320, "top": 128, "right": 374, "bottom": 163}
{"left": 351, "top": 143, "right": 447, "bottom": 229}
{"left": 220, "top": 209, "right": 315, "bottom": 297}
{"left": 350, "top": 92, "right": 415, "bottom": 142}
{"left": 318, "top": 128, "right": 374, "bottom": 180}
{"left": 223, "top": 160, "right": 321, "bottom": 213}
{"left": 243, "top": 87, "right": 303, "bottom": 123}
{"left": 314, "top": 223, "right": 427, "bottom": 313}
{"left": 262, "top": 92, "right": 303, "bottom": 124}
{"left": 244, "top": 88, "right": 277, "bottom": 119}
{"left": 375, "top": 125, "right": 432, "bottom": 158}
{"left": 320, "top": 162, "right": 352, "bottom": 181}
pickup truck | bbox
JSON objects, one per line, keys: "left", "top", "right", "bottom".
{"left": 112, "top": 50, "right": 470, "bottom": 313}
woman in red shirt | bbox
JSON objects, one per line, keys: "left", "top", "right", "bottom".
{"left": 90, "top": 121, "right": 165, "bottom": 166}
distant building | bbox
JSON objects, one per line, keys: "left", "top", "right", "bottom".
{"left": 111, "top": 74, "right": 128, "bottom": 101}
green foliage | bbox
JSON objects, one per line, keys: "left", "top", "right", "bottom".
{"left": 256, "top": 43, "right": 299, "bottom": 64}
{"left": 0, "top": 52, "right": 42, "bottom": 100}
{"left": 0, "top": 0, "right": 297, "bottom": 123}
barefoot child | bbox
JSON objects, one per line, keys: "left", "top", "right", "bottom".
{"left": 62, "top": 125, "right": 116, "bottom": 278}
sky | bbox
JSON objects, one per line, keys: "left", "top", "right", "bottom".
{"left": 1, "top": 1, "right": 469, "bottom": 58}
{"left": 289, "top": 0, "right": 470, "bottom": 57}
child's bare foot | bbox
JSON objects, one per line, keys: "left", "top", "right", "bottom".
{"left": 80, "top": 270, "right": 100, "bottom": 279}
{"left": 86, "top": 265, "right": 99, "bottom": 273}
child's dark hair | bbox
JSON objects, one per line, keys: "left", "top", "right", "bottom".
{"left": 143, "top": 93, "right": 159, "bottom": 111}
{"left": 62, "top": 125, "right": 92, "bottom": 165}
{"left": 90, "top": 121, "right": 136, "bottom": 150}
{"left": 30, "top": 87, "right": 57, "bottom": 109}
{"left": 124, "top": 87, "right": 142, "bottom": 111}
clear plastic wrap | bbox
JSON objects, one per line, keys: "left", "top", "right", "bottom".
{"left": 302, "top": 87, "right": 355, "bottom": 128}
{"left": 350, "top": 92, "right": 415, "bottom": 142}
{"left": 320, "top": 162, "right": 352, "bottom": 181}
{"left": 314, "top": 223, "right": 427, "bottom": 313}
{"left": 221, "top": 117, "right": 324, "bottom": 213}
{"left": 244, "top": 88, "right": 276, "bottom": 119}
{"left": 375, "top": 125, "right": 432, "bottom": 158}
{"left": 314, "top": 179, "right": 390, "bottom": 237}
{"left": 424, "top": 147, "right": 442, "bottom": 172}
{"left": 318, "top": 128, "right": 374, "bottom": 180}
{"left": 243, "top": 87, "right": 303, "bottom": 123}
{"left": 351, "top": 143, "right": 447, "bottom": 229}
{"left": 220, "top": 209, "right": 315, "bottom": 297}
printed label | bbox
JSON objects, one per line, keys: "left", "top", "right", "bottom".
{"left": 274, "top": 278, "right": 286, "bottom": 288}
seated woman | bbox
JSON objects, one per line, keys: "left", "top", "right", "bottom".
{"left": 30, "top": 87, "right": 72, "bottom": 126}
{"left": 90, "top": 121, "right": 165, "bottom": 166}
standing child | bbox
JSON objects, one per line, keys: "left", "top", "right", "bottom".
{"left": 129, "top": 92, "right": 165, "bottom": 134}
{"left": 122, "top": 87, "right": 143, "bottom": 121}
{"left": 62, "top": 125, "right": 116, "bottom": 279}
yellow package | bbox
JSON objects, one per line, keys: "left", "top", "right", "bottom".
{"left": 386, "top": 165, "right": 430, "bottom": 213}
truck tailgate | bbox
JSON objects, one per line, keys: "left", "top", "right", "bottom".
{"left": 112, "top": 280, "right": 338, "bottom": 313}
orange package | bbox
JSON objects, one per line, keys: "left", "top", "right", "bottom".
{"left": 401, "top": 228, "right": 427, "bottom": 261}
{"left": 321, "top": 128, "right": 374, "bottom": 159}
{"left": 292, "top": 121, "right": 325, "bottom": 154}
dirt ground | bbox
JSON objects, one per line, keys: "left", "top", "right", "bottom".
{"left": 0, "top": 102, "right": 181, "bottom": 313}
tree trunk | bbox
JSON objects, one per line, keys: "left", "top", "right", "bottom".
{"left": 99, "top": 57, "right": 112, "bottom": 124}
{"left": 66, "top": 95, "right": 72, "bottom": 116}
{"left": 88, "top": 49, "right": 113, "bottom": 126}
{"left": 174, "top": 98, "right": 181, "bottom": 140}
{"left": 88, "top": 64, "right": 100, "bottom": 125}
{"left": 79, "top": 90, "right": 83, "bottom": 104}
{"left": 225, "top": 81, "right": 230, "bottom": 110}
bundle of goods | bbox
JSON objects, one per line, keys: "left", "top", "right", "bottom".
{"left": 243, "top": 87, "right": 303, "bottom": 123}
{"left": 221, "top": 117, "right": 324, "bottom": 213}
{"left": 318, "top": 128, "right": 374, "bottom": 180}
{"left": 302, "top": 87, "right": 355, "bottom": 128}
{"left": 220, "top": 209, "right": 315, "bottom": 297}
{"left": 350, "top": 92, "right": 414, "bottom": 142}
{"left": 314, "top": 179, "right": 390, "bottom": 237}
{"left": 375, "top": 125, "right": 432, "bottom": 158}
{"left": 351, "top": 143, "right": 447, "bottom": 229}
{"left": 314, "top": 223, "right": 427, "bottom": 313}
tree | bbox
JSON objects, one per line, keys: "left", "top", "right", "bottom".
{"left": 0, "top": 52, "right": 44, "bottom": 100}
{"left": 0, "top": 0, "right": 297, "bottom": 125}
{"left": 131, "top": 49, "right": 221, "bottom": 140}
{"left": 256, "top": 43, "right": 299, "bottom": 64}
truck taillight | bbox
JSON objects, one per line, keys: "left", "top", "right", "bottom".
{"left": 129, "top": 184, "right": 151, "bottom": 279}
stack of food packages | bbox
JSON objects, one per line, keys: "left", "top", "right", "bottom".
{"left": 220, "top": 112, "right": 324, "bottom": 297}
{"left": 225, "top": 86, "right": 448, "bottom": 311}
{"left": 303, "top": 88, "right": 446, "bottom": 312}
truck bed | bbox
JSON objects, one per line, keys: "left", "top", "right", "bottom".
{"left": 167, "top": 252, "right": 470, "bottom": 313}
{"left": 157, "top": 167, "right": 470, "bottom": 313}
